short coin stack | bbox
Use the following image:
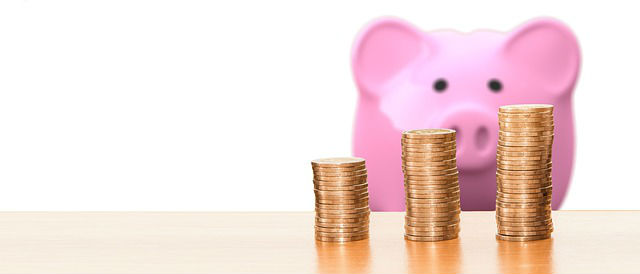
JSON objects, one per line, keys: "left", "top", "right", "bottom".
{"left": 312, "top": 157, "right": 370, "bottom": 242}
{"left": 402, "top": 129, "right": 461, "bottom": 242}
{"left": 496, "top": 104, "right": 554, "bottom": 241}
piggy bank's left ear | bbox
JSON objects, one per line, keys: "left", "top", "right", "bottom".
{"left": 352, "top": 18, "right": 428, "bottom": 98}
{"left": 502, "top": 18, "right": 581, "bottom": 95}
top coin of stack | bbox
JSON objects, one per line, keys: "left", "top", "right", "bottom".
{"left": 496, "top": 104, "right": 554, "bottom": 242}
{"left": 311, "top": 157, "right": 370, "bottom": 242}
{"left": 401, "top": 129, "right": 461, "bottom": 242}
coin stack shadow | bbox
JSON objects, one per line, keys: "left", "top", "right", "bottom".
{"left": 402, "top": 129, "right": 461, "bottom": 242}
{"left": 312, "top": 157, "right": 370, "bottom": 242}
{"left": 496, "top": 104, "right": 554, "bottom": 242}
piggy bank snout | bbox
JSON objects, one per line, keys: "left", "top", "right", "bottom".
{"left": 440, "top": 108, "right": 497, "bottom": 171}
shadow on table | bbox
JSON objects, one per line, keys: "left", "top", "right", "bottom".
{"left": 405, "top": 237, "right": 462, "bottom": 274}
{"left": 315, "top": 239, "right": 371, "bottom": 274}
{"left": 497, "top": 237, "right": 554, "bottom": 274}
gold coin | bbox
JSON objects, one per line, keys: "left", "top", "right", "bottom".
{"left": 316, "top": 202, "right": 369, "bottom": 209}
{"left": 315, "top": 229, "right": 369, "bottom": 237}
{"left": 495, "top": 233, "right": 550, "bottom": 242}
{"left": 498, "top": 110, "right": 553, "bottom": 117}
{"left": 497, "top": 149, "right": 552, "bottom": 157}
{"left": 403, "top": 168, "right": 459, "bottom": 177}
{"left": 499, "top": 104, "right": 554, "bottom": 113}
{"left": 497, "top": 176, "right": 552, "bottom": 183}
{"left": 497, "top": 223, "right": 553, "bottom": 231}
{"left": 405, "top": 227, "right": 460, "bottom": 237}
{"left": 315, "top": 225, "right": 369, "bottom": 233}
{"left": 495, "top": 200, "right": 551, "bottom": 208}
{"left": 497, "top": 167, "right": 551, "bottom": 175}
{"left": 405, "top": 185, "right": 460, "bottom": 194}
{"left": 407, "top": 190, "right": 460, "bottom": 199}
{"left": 496, "top": 210, "right": 551, "bottom": 218}
{"left": 314, "top": 183, "right": 368, "bottom": 191}
{"left": 315, "top": 220, "right": 369, "bottom": 228}
{"left": 315, "top": 213, "right": 369, "bottom": 221}
{"left": 314, "top": 174, "right": 367, "bottom": 182}
{"left": 315, "top": 207, "right": 370, "bottom": 215}
{"left": 314, "top": 192, "right": 368, "bottom": 200}
{"left": 496, "top": 197, "right": 552, "bottom": 204}
{"left": 497, "top": 229, "right": 552, "bottom": 236}
{"left": 402, "top": 129, "right": 456, "bottom": 139}
{"left": 312, "top": 164, "right": 366, "bottom": 172}
{"left": 497, "top": 183, "right": 552, "bottom": 190}
{"left": 405, "top": 216, "right": 460, "bottom": 225}
{"left": 404, "top": 233, "right": 458, "bottom": 242}
{"left": 402, "top": 158, "right": 457, "bottom": 167}
{"left": 401, "top": 138, "right": 455, "bottom": 145}
{"left": 313, "top": 169, "right": 368, "bottom": 177}
{"left": 499, "top": 126, "right": 555, "bottom": 133}
{"left": 497, "top": 206, "right": 551, "bottom": 214}
{"left": 498, "top": 162, "right": 552, "bottom": 171}
{"left": 402, "top": 149, "right": 457, "bottom": 157}
{"left": 311, "top": 157, "right": 365, "bottom": 167}
{"left": 496, "top": 173, "right": 550, "bottom": 180}
{"left": 497, "top": 145, "right": 549, "bottom": 152}
{"left": 497, "top": 219, "right": 552, "bottom": 227}
{"left": 315, "top": 197, "right": 369, "bottom": 205}
{"left": 495, "top": 215, "right": 551, "bottom": 222}
{"left": 498, "top": 140, "right": 554, "bottom": 147}
{"left": 497, "top": 191, "right": 551, "bottom": 199}
{"left": 497, "top": 156, "right": 552, "bottom": 163}
{"left": 402, "top": 164, "right": 457, "bottom": 172}
{"left": 315, "top": 215, "right": 369, "bottom": 223}
{"left": 402, "top": 140, "right": 457, "bottom": 148}
{"left": 405, "top": 180, "right": 459, "bottom": 187}
{"left": 405, "top": 182, "right": 460, "bottom": 189}
{"left": 402, "top": 155, "right": 455, "bottom": 162}
{"left": 316, "top": 211, "right": 370, "bottom": 219}
{"left": 498, "top": 130, "right": 554, "bottom": 137}
{"left": 407, "top": 209, "right": 460, "bottom": 218}
{"left": 497, "top": 185, "right": 552, "bottom": 193}
{"left": 403, "top": 145, "right": 456, "bottom": 153}
{"left": 499, "top": 120, "right": 554, "bottom": 127}
{"left": 404, "top": 172, "right": 459, "bottom": 181}
{"left": 314, "top": 178, "right": 367, "bottom": 186}
{"left": 315, "top": 234, "right": 369, "bottom": 242}
{"left": 406, "top": 196, "right": 460, "bottom": 204}
{"left": 498, "top": 116, "right": 553, "bottom": 123}
{"left": 498, "top": 134, "right": 554, "bottom": 141}
{"left": 406, "top": 201, "right": 460, "bottom": 209}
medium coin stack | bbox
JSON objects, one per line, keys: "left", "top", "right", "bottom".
{"left": 496, "top": 104, "right": 554, "bottom": 242}
{"left": 312, "top": 157, "right": 370, "bottom": 242}
{"left": 402, "top": 129, "right": 461, "bottom": 242}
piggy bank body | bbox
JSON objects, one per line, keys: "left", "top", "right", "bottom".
{"left": 352, "top": 18, "right": 580, "bottom": 211}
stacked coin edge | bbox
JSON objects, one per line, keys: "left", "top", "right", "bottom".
{"left": 402, "top": 129, "right": 461, "bottom": 242}
{"left": 496, "top": 104, "right": 554, "bottom": 242}
{"left": 312, "top": 157, "right": 370, "bottom": 242}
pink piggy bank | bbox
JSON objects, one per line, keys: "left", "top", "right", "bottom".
{"left": 352, "top": 18, "right": 580, "bottom": 211}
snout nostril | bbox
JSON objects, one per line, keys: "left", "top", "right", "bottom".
{"left": 475, "top": 126, "right": 489, "bottom": 150}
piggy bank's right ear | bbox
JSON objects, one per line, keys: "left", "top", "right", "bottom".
{"left": 352, "top": 18, "right": 427, "bottom": 98}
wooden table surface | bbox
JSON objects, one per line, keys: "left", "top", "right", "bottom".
{"left": 0, "top": 211, "right": 638, "bottom": 273}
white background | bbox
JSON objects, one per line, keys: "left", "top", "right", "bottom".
{"left": 0, "top": 0, "right": 638, "bottom": 210}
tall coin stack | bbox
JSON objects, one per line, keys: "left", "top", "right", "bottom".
{"left": 402, "top": 129, "right": 461, "bottom": 242}
{"left": 496, "top": 104, "right": 554, "bottom": 241}
{"left": 312, "top": 157, "right": 370, "bottom": 242}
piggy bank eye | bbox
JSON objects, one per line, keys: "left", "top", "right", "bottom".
{"left": 433, "top": 78, "right": 448, "bottom": 93}
{"left": 488, "top": 79, "right": 502, "bottom": 92}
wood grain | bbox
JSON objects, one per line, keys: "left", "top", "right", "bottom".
{"left": 0, "top": 211, "right": 638, "bottom": 273}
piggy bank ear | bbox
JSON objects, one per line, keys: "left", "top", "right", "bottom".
{"left": 352, "top": 18, "right": 427, "bottom": 97}
{"left": 502, "top": 18, "right": 581, "bottom": 95}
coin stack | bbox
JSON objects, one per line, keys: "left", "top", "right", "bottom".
{"left": 496, "top": 104, "right": 554, "bottom": 242}
{"left": 402, "top": 129, "right": 461, "bottom": 242}
{"left": 312, "top": 157, "right": 370, "bottom": 242}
